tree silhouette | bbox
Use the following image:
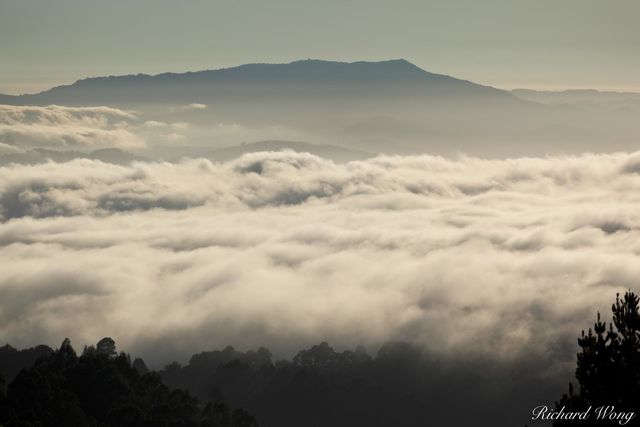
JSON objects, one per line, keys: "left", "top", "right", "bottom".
{"left": 292, "top": 342, "right": 337, "bottom": 368}
{"left": 133, "top": 357, "right": 150, "bottom": 375}
{"left": 0, "top": 372, "right": 5, "bottom": 399}
{"left": 97, "top": 337, "right": 117, "bottom": 358}
{"left": 0, "top": 344, "right": 54, "bottom": 383}
{"left": 555, "top": 291, "right": 640, "bottom": 426}
{"left": 0, "top": 338, "right": 259, "bottom": 427}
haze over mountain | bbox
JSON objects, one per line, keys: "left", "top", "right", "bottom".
{"left": 203, "top": 140, "right": 371, "bottom": 163}
{"left": 0, "top": 148, "right": 149, "bottom": 166}
{"left": 512, "top": 88, "right": 640, "bottom": 111}
{"left": 0, "top": 142, "right": 368, "bottom": 165}
{"left": 1, "top": 59, "right": 638, "bottom": 157}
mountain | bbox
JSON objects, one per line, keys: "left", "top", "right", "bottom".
{"left": 206, "top": 140, "right": 373, "bottom": 163}
{"left": 512, "top": 88, "right": 640, "bottom": 113}
{"left": 2, "top": 60, "right": 637, "bottom": 157}
{"left": 1, "top": 59, "right": 522, "bottom": 108}
{"left": 0, "top": 143, "right": 370, "bottom": 165}
{"left": 0, "top": 93, "right": 17, "bottom": 104}
{"left": 512, "top": 88, "right": 640, "bottom": 103}
{"left": 0, "top": 148, "right": 148, "bottom": 166}
{"left": 147, "top": 140, "right": 372, "bottom": 163}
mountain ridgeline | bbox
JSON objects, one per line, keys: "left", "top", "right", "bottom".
{"left": 1, "top": 59, "right": 638, "bottom": 156}
{"left": 0, "top": 59, "right": 518, "bottom": 107}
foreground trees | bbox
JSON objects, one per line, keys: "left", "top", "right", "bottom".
{"left": 159, "top": 340, "right": 542, "bottom": 427}
{"left": 0, "top": 338, "right": 258, "bottom": 427}
{"left": 6, "top": 292, "right": 638, "bottom": 427}
{"left": 555, "top": 291, "right": 640, "bottom": 426}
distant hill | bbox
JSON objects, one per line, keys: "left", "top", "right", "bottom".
{"left": 0, "top": 148, "right": 148, "bottom": 166}
{"left": 0, "top": 59, "right": 522, "bottom": 109}
{"left": 0, "top": 143, "right": 370, "bottom": 165}
{"left": 2, "top": 61, "right": 638, "bottom": 156}
{"left": 512, "top": 88, "right": 640, "bottom": 113}
{"left": 0, "top": 93, "right": 17, "bottom": 104}
{"left": 206, "top": 140, "right": 373, "bottom": 163}
{"left": 149, "top": 140, "right": 372, "bottom": 163}
{"left": 512, "top": 88, "right": 640, "bottom": 103}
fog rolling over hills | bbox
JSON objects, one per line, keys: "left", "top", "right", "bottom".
{"left": 2, "top": 60, "right": 640, "bottom": 427}
{"left": 2, "top": 59, "right": 638, "bottom": 157}
{"left": 0, "top": 143, "right": 369, "bottom": 166}
{"left": 0, "top": 148, "right": 149, "bottom": 166}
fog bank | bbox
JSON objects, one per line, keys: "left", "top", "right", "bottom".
{"left": 1, "top": 151, "right": 638, "bottom": 370}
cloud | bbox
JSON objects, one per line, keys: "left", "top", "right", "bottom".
{"left": 181, "top": 103, "right": 207, "bottom": 110}
{"left": 0, "top": 142, "right": 21, "bottom": 154}
{"left": 0, "top": 105, "right": 144, "bottom": 150}
{"left": 0, "top": 150, "right": 639, "bottom": 371}
{"left": 143, "top": 120, "right": 168, "bottom": 128}
{"left": 0, "top": 101, "right": 321, "bottom": 157}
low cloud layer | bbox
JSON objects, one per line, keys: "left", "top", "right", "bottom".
{"left": 0, "top": 105, "right": 144, "bottom": 150}
{"left": 0, "top": 104, "right": 313, "bottom": 154}
{"left": 1, "top": 151, "right": 640, "bottom": 369}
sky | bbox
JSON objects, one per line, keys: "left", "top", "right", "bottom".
{"left": 1, "top": 0, "right": 639, "bottom": 95}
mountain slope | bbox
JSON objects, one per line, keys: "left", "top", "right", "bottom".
{"left": 0, "top": 93, "right": 18, "bottom": 104}
{"left": 0, "top": 148, "right": 148, "bottom": 166}
{"left": 207, "top": 140, "right": 373, "bottom": 163}
{"left": 512, "top": 88, "right": 640, "bottom": 114}
{"left": 3, "top": 59, "right": 522, "bottom": 107}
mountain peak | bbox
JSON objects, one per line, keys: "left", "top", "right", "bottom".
{"left": 286, "top": 58, "right": 414, "bottom": 66}
{"left": 5, "top": 58, "right": 517, "bottom": 105}
{"left": 281, "top": 58, "right": 428, "bottom": 73}
{"left": 185, "top": 58, "right": 449, "bottom": 85}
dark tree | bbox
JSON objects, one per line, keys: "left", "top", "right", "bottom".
{"left": 292, "top": 342, "right": 337, "bottom": 368}
{"left": 0, "top": 338, "right": 259, "bottom": 427}
{"left": 133, "top": 358, "right": 150, "bottom": 375}
{"left": 97, "top": 337, "right": 117, "bottom": 358}
{"left": 0, "top": 344, "right": 53, "bottom": 382}
{"left": 231, "top": 408, "right": 260, "bottom": 427}
{"left": 0, "top": 372, "right": 5, "bottom": 398}
{"left": 201, "top": 401, "right": 232, "bottom": 427}
{"left": 555, "top": 291, "right": 640, "bottom": 426}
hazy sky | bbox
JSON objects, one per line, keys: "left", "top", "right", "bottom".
{"left": 1, "top": 0, "right": 639, "bottom": 94}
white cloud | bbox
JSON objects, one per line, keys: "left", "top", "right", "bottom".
{"left": 171, "top": 122, "right": 189, "bottom": 130}
{"left": 0, "top": 104, "right": 144, "bottom": 150}
{"left": 1, "top": 150, "right": 639, "bottom": 368}
{"left": 182, "top": 103, "right": 207, "bottom": 110}
{"left": 143, "top": 120, "right": 168, "bottom": 128}
{"left": 0, "top": 142, "right": 21, "bottom": 154}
